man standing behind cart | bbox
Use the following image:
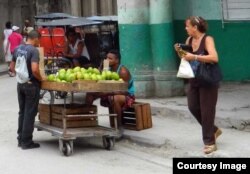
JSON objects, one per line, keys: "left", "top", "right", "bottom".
{"left": 86, "top": 50, "right": 135, "bottom": 134}
{"left": 10, "top": 30, "right": 45, "bottom": 150}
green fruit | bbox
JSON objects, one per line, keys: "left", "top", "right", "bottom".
{"left": 73, "top": 66, "right": 81, "bottom": 73}
{"left": 118, "top": 78, "right": 124, "bottom": 82}
{"left": 48, "top": 74, "right": 56, "bottom": 81}
{"left": 111, "top": 72, "right": 120, "bottom": 80}
{"left": 91, "top": 74, "right": 97, "bottom": 81}
{"left": 65, "top": 73, "right": 75, "bottom": 83}
{"left": 84, "top": 73, "right": 91, "bottom": 80}
{"left": 106, "top": 70, "right": 112, "bottom": 80}
{"left": 66, "top": 69, "right": 73, "bottom": 74}
{"left": 96, "top": 75, "right": 102, "bottom": 81}
{"left": 58, "top": 72, "right": 66, "bottom": 80}
{"left": 87, "top": 67, "right": 93, "bottom": 73}
{"left": 70, "top": 74, "right": 76, "bottom": 82}
{"left": 59, "top": 69, "right": 66, "bottom": 74}
{"left": 81, "top": 68, "right": 86, "bottom": 74}
{"left": 93, "top": 68, "right": 100, "bottom": 75}
{"left": 76, "top": 72, "right": 83, "bottom": 80}
{"left": 101, "top": 71, "right": 106, "bottom": 80}
{"left": 65, "top": 74, "right": 71, "bottom": 82}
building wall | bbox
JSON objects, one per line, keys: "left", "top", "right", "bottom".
{"left": 2, "top": 0, "right": 249, "bottom": 83}
{"left": 173, "top": 0, "right": 250, "bottom": 81}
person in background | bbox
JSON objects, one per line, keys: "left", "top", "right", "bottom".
{"left": 22, "top": 19, "right": 34, "bottom": 42}
{"left": 2, "top": 21, "right": 13, "bottom": 74}
{"left": 6, "top": 26, "right": 23, "bottom": 76}
{"left": 10, "top": 30, "right": 45, "bottom": 150}
{"left": 63, "top": 29, "right": 91, "bottom": 67}
{"left": 174, "top": 16, "right": 222, "bottom": 154}
{"left": 85, "top": 50, "right": 135, "bottom": 135}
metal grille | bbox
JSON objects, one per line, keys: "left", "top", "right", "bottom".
{"left": 222, "top": 0, "right": 250, "bottom": 21}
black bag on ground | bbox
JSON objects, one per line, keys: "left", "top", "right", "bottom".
{"left": 196, "top": 63, "right": 223, "bottom": 86}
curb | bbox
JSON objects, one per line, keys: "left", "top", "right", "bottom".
{"left": 151, "top": 105, "right": 250, "bottom": 131}
{"left": 0, "top": 64, "right": 8, "bottom": 76}
{"left": 123, "top": 105, "right": 250, "bottom": 148}
{"left": 0, "top": 70, "right": 8, "bottom": 76}
{"left": 123, "top": 132, "right": 167, "bottom": 148}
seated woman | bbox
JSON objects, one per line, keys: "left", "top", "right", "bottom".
{"left": 63, "top": 29, "right": 91, "bottom": 68}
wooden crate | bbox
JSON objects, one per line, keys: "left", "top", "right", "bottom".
{"left": 122, "top": 102, "right": 152, "bottom": 131}
{"left": 38, "top": 103, "right": 98, "bottom": 128}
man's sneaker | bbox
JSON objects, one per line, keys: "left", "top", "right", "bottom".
{"left": 21, "top": 142, "right": 40, "bottom": 150}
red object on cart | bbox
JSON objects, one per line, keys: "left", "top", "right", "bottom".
{"left": 51, "top": 28, "right": 65, "bottom": 56}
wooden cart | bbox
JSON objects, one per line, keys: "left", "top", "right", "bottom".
{"left": 35, "top": 80, "right": 127, "bottom": 156}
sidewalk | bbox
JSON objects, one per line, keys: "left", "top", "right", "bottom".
{"left": 0, "top": 63, "right": 8, "bottom": 75}
{"left": 119, "top": 82, "right": 250, "bottom": 157}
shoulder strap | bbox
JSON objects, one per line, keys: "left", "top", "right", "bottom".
{"left": 188, "top": 37, "right": 193, "bottom": 46}
{"left": 117, "top": 64, "right": 123, "bottom": 73}
{"left": 199, "top": 35, "right": 208, "bottom": 55}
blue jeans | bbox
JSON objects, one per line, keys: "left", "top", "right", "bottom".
{"left": 17, "top": 82, "right": 40, "bottom": 145}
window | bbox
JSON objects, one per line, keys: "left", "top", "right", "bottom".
{"left": 222, "top": 0, "right": 250, "bottom": 21}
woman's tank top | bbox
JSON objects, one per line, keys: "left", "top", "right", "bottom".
{"left": 188, "top": 35, "right": 208, "bottom": 86}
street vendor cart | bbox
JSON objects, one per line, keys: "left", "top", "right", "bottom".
{"left": 35, "top": 80, "right": 127, "bottom": 156}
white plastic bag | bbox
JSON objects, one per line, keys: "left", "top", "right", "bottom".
{"left": 177, "top": 58, "right": 194, "bottom": 78}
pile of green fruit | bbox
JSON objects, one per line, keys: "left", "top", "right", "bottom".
{"left": 47, "top": 66, "right": 123, "bottom": 83}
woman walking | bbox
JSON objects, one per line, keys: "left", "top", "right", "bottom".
{"left": 2, "top": 21, "right": 13, "bottom": 75}
{"left": 174, "top": 16, "right": 222, "bottom": 154}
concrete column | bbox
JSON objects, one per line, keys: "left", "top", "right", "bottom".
{"left": 81, "top": 0, "right": 97, "bottom": 16}
{"left": 70, "top": 0, "right": 81, "bottom": 16}
{"left": 90, "top": 0, "right": 98, "bottom": 16}
{"left": 100, "top": 0, "right": 113, "bottom": 15}
{"left": 117, "top": 0, "right": 154, "bottom": 97}
{"left": 150, "top": 0, "right": 184, "bottom": 97}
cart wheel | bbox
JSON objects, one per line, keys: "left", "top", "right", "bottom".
{"left": 102, "top": 136, "right": 115, "bottom": 150}
{"left": 60, "top": 141, "right": 73, "bottom": 156}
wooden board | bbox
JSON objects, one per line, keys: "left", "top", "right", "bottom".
{"left": 41, "top": 81, "right": 128, "bottom": 92}
{"left": 38, "top": 104, "right": 98, "bottom": 128}
{"left": 122, "top": 102, "right": 152, "bottom": 131}
{"left": 52, "top": 120, "right": 98, "bottom": 128}
{"left": 39, "top": 103, "right": 97, "bottom": 115}
{"left": 38, "top": 47, "right": 47, "bottom": 80}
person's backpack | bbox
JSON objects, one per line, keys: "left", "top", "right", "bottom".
{"left": 15, "top": 47, "right": 29, "bottom": 83}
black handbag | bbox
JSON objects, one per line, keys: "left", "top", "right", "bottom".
{"left": 196, "top": 63, "right": 223, "bottom": 86}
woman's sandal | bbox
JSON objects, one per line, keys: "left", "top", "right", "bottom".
{"left": 215, "top": 128, "right": 222, "bottom": 140}
{"left": 203, "top": 144, "right": 217, "bottom": 154}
